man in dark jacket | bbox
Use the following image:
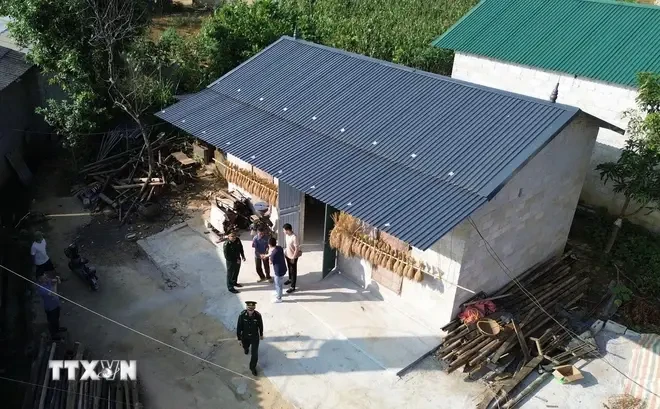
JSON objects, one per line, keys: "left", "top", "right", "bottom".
{"left": 237, "top": 301, "right": 263, "bottom": 376}
{"left": 261, "top": 237, "right": 287, "bottom": 303}
{"left": 224, "top": 231, "right": 246, "bottom": 294}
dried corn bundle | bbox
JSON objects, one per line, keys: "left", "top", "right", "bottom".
{"left": 404, "top": 263, "right": 414, "bottom": 279}
{"left": 352, "top": 239, "right": 361, "bottom": 255}
{"left": 329, "top": 230, "right": 341, "bottom": 249}
{"left": 393, "top": 260, "right": 402, "bottom": 276}
{"left": 386, "top": 255, "right": 395, "bottom": 271}
{"left": 413, "top": 267, "right": 424, "bottom": 282}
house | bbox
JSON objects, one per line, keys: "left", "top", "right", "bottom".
{"left": 433, "top": 0, "right": 660, "bottom": 230}
{"left": 156, "top": 37, "right": 620, "bottom": 329}
{"left": 0, "top": 45, "right": 53, "bottom": 188}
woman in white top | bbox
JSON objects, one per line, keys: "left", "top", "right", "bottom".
{"left": 31, "top": 231, "right": 56, "bottom": 278}
{"left": 282, "top": 223, "right": 300, "bottom": 293}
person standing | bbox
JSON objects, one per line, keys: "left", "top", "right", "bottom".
{"left": 282, "top": 223, "right": 300, "bottom": 293}
{"left": 31, "top": 231, "right": 56, "bottom": 279}
{"left": 36, "top": 273, "right": 66, "bottom": 340}
{"left": 252, "top": 228, "right": 271, "bottom": 282}
{"left": 224, "top": 231, "right": 246, "bottom": 294}
{"left": 236, "top": 301, "right": 263, "bottom": 376}
{"left": 262, "top": 237, "right": 287, "bottom": 303}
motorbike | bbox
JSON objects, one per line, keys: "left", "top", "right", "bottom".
{"left": 64, "top": 243, "right": 99, "bottom": 291}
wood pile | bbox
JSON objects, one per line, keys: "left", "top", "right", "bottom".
{"left": 74, "top": 128, "right": 197, "bottom": 223}
{"left": 437, "top": 252, "right": 599, "bottom": 408}
{"left": 22, "top": 337, "right": 143, "bottom": 409}
{"left": 329, "top": 212, "right": 426, "bottom": 282}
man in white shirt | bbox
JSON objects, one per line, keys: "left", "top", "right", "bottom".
{"left": 31, "top": 231, "right": 56, "bottom": 278}
{"left": 282, "top": 223, "right": 300, "bottom": 293}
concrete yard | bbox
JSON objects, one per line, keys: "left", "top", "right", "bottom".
{"left": 28, "top": 175, "right": 658, "bottom": 409}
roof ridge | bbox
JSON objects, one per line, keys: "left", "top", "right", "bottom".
{"left": 205, "top": 87, "right": 485, "bottom": 199}
{"left": 279, "top": 36, "right": 579, "bottom": 113}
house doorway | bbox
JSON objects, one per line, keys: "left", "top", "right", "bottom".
{"left": 302, "top": 194, "right": 325, "bottom": 246}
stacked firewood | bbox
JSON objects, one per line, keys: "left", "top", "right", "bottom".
{"left": 437, "top": 252, "right": 598, "bottom": 409}
{"left": 22, "top": 337, "right": 143, "bottom": 409}
{"left": 74, "top": 129, "right": 197, "bottom": 223}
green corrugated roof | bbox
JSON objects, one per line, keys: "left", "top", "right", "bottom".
{"left": 432, "top": 0, "right": 660, "bottom": 87}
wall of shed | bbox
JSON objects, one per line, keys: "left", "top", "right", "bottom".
{"left": 450, "top": 52, "right": 660, "bottom": 231}
{"left": 455, "top": 115, "right": 597, "bottom": 314}
{"left": 337, "top": 225, "right": 469, "bottom": 331}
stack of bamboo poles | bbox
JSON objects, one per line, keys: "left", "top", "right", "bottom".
{"left": 219, "top": 162, "right": 278, "bottom": 205}
{"left": 22, "top": 337, "right": 143, "bottom": 409}
{"left": 436, "top": 252, "right": 588, "bottom": 375}
{"left": 329, "top": 212, "right": 430, "bottom": 282}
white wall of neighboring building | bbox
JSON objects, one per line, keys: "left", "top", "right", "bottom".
{"left": 337, "top": 115, "right": 598, "bottom": 330}
{"left": 450, "top": 52, "right": 660, "bottom": 231}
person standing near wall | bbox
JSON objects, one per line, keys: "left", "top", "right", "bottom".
{"left": 283, "top": 223, "right": 300, "bottom": 293}
{"left": 224, "top": 231, "right": 246, "bottom": 294}
{"left": 31, "top": 231, "right": 57, "bottom": 279}
{"left": 252, "top": 228, "right": 272, "bottom": 282}
{"left": 262, "top": 237, "right": 287, "bottom": 303}
{"left": 36, "top": 272, "right": 66, "bottom": 340}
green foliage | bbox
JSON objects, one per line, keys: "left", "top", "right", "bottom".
{"left": 596, "top": 72, "right": 660, "bottom": 216}
{"left": 199, "top": 0, "right": 316, "bottom": 78}
{"left": 199, "top": 0, "right": 477, "bottom": 78}
{"left": 596, "top": 138, "right": 660, "bottom": 209}
{"left": 613, "top": 284, "right": 633, "bottom": 307}
{"left": 310, "top": 0, "right": 477, "bottom": 74}
{"left": 572, "top": 208, "right": 660, "bottom": 295}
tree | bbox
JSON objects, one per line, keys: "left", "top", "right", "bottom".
{"left": 198, "top": 0, "right": 318, "bottom": 79}
{"left": 596, "top": 72, "right": 660, "bottom": 253}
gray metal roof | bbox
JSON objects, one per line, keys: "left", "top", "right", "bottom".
{"left": 157, "top": 36, "right": 585, "bottom": 250}
{"left": 0, "top": 45, "right": 32, "bottom": 92}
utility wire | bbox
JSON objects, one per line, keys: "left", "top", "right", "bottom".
{"left": 0, "top": 264, "right": 255, "bottom": 382}
{"left": 467, "top": 216, "right": 660, "bottom": 399}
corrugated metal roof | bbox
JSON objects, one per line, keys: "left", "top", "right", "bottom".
{"left": 432, "top": 0, "right": 660, "bottom": 88}
{"left": 157, "top": 37, "right": 583, "bottom": 250}
{"left": 0, "top": 45, "right": 32, "bottom": 91}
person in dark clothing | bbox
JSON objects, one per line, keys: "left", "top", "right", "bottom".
{"left": 237, "top": 300, "right": 263, "bottom": 376}
{"left": 252, "top": 229, "right": 271, "bottom": 282}
{"left": 261, "top": 237, "right": 287, "bottom": 302}
{"left": 224, "top": 232, "right": 246, "bottom": 293}
{"left": 36, "top": 273, "right": 66, "bottom": 339}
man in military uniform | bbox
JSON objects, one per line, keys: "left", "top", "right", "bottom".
{"left": 237, "top": 301, "right": 264, "bottom": 376}
{"left": 224, "top": 231, "right": 246, "bottom": 293}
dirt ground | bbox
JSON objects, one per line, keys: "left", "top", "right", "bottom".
{"left": 28, "top": 159, "right": 291, "bottom": 409}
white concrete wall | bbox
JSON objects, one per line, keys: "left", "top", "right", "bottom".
{"left": 450, "top": 52, "right": 660, "bottom": 231}
{"left": 337, "top": 224, "right": 469, "bottom": 331}
{"left": 456, "top": 115, "right": 598, "bottom": 312}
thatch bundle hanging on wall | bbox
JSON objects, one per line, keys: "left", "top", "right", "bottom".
{"left": 329, "top": 212, "right": 429, "bottom": 282}
{"left": 219, "top": 162, "right": 279, "bottom": 205}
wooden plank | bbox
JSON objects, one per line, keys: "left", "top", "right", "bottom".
{"left": 38, "top": 343, "right": 57, "bottom": 409}
{"left": 22, "top": 335, "right": 47, "bottom": 409}
{"left": 512, "top": 319, "right": 531, "bottom": 363}
{"left": 171, "top": 152, "right": 196, "bottom": 166}
{"left": 66, "top": 343, "right": 83, "bottom": 409}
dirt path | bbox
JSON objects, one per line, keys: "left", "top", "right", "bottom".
{"left": 29, "top": 162, "right": 291, "bottom": 409}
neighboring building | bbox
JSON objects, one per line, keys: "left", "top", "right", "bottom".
{"left": 433, "top": 0, "right": 660, "bottom": 230}
{"left": 157, "top": 37, "right": 619, "bottom": 329}
{"left": 0, "top": 46, "right": 51, "bottom": 187}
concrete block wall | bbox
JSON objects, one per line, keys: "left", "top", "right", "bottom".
{"left": 455, "top": 115, "right": 598, "bottom": 314}
{"left": 337, "top": 223, "right": 469, "bottom": 331}
{"left": 450, "top": 52, "right": 660, "bottom": 231}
